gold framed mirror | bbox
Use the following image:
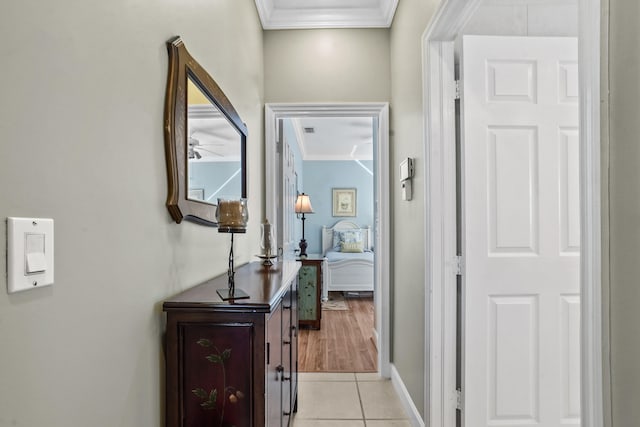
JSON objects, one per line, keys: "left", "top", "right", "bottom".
{"left": 164, "top": 36, "right": 247, "bottom": 226}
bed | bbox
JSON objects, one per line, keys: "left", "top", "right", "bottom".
{"left": 321, "top": 220, "right": 374, "bottom": 300}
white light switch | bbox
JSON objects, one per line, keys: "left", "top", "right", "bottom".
{"left": 25, "top": 233, "right": 46, "bottom": 273}
{"left": 7, "top": 217, "right": 54, "bottom": 293}
{"left": 26, "top": 252, "right": 47, "bottom": 274}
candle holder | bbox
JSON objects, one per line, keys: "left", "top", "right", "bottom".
{"left": 216, "top": 198, "right": 249, "bottom": 301}
{"left": 258, "top": 219, "right": 277, "bottom": 266}
{"left": 216, "top": 198, "right": 249, "bottom": 233}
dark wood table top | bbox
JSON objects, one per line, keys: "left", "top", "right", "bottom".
{"left": 163, "top": 260, "right": 300, "bottom": 313}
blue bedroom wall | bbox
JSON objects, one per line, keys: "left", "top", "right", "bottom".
{"left": 301, "top": 160, "right": 374, "bottom": 254}
{"left": 188, "top": 161, "right": 242, "bottom": 203}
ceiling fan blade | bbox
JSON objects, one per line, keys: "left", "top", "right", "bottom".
{"left": 196, "top": 147, "right": 224, "bottom": 157}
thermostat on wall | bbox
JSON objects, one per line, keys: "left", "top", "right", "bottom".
{"left": 400, "top": 158, "right": 414, "bottom": 181}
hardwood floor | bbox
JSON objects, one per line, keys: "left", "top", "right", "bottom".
{"left": 298, "top": 292, "right": 377, "bottom": 373}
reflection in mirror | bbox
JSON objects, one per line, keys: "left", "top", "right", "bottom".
{"left": 163, "top": 36, "right": 247, "bottom": 226}
{"left": 187, "top": 77, "right": 243, "bottom": 205}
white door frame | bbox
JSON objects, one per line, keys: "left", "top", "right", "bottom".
{"left": 422, "top": 1, "right": 605, "bottom": 426}
{"left": 265, "top": 102, "right": 391, "bottom": 377}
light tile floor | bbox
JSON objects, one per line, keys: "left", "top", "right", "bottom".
{"left": 292, "top": 373, "right": 411, "bottom": 427}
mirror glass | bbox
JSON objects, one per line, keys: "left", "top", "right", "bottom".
{"left": 164, "top": 36, "right": 247, "bottom": 226}
{"left": 187, "top": 77, "right": 243, "bottom": 204}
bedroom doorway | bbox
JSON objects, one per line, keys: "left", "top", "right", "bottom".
{"left": 265, "top": 103, "right": 390, "bottom": 377}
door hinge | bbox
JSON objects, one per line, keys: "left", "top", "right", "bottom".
{"left": 454, "top": 255, "right": 463, "bottom": 276}
{"left": 454, "top": 80, "right": 461, "bottom": 100}
{"left": 455, "top": 389, "right": 463, "bottom": 410}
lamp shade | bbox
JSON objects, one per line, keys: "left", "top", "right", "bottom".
{"left": 294, "top": 193, "right": 314, "bottom": 214}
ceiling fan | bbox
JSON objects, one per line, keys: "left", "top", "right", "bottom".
{"left": 188, "top": 136, "right": 224, "bottom": 159}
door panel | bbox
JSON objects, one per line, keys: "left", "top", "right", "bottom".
{"left": 277, "top": 119, "right": 298, "bottom": 260}
{"left": 462, "top": 35, "right": 580, "bottom": 427}
{"left": 487, "top": 125, "right": 539, "bottom": 254}
{"left": 487, "top": 295, "right": 538, "bottom": 421}
{"left": 560, "top": 295, "right": 581, "bottom": 422}
{"left": 559, "top": 128, "right": 580, "bottom": 255}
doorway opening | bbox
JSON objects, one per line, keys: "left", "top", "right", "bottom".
{"left": 281, "top": 116, "right": 377, "bottom": 372}
{"left": 265, "top": 103, "right": 391, "bottom": 377}
{"left": 423, "top": 0, "right": 603, "bottom": 426}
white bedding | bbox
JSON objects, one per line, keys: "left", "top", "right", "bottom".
{"left": 321, "top": 221, "right": 374, "bottom": 299}
{"left": 325, "top": 250, "right": 374, "bottom": 263}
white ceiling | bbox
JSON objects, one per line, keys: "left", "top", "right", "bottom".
{"left": 290, "top": 117, "right": 374, "bottom": 161}
{"left": 254, "top": 0, "right": 399, "bottom": 29}
{"left": 188, "top": 105, "right": 241, "bottom": 162}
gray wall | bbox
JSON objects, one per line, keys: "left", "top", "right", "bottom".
{"left": 0, "top": 1, "right": 264, "bottom": 426}
{"left": 390, "top": 0, "right": 441, "bottom": 418}
{"left": 607, "top": 0, "right": 640, "bottom": 424}
{"left": 264, "top": 29, "right": 391, "bottom": 103}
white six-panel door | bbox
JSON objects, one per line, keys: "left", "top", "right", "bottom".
{"left": 461, "top": 36, "right": 580, "bottom": 427}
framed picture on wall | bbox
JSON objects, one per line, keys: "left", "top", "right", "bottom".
{"left": 188, "top": 188, "right": 205, "bottom": 201}
{"left": 332, "top": 188, "right": 357, "bottom": 217}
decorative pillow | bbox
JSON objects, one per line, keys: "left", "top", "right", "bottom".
{"left": 333, "top": 229, "right": 363, "bottom": 250}
{"left": 341, "top": 241, "right": 364, "bottom": 253}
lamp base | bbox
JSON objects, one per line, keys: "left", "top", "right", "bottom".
{"left": 260, "top": 256, "right": 277, "bottom": 266}
{"left": 216, "top": 288, "right": 250, "bottom": 301}
{"left": 299, "top": 239, "right": 308, "bottom": 258}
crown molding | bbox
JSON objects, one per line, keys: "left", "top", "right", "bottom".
{"left": 255, "top": 0, "right": 398, "bottom": 29}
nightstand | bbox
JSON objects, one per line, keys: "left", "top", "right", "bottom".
{"left": 297, "top": 255, "right": 325, "bottom": 329}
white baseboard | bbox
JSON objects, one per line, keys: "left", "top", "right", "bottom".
{"left": 390, "top": 364, "right": 425, "bottom": 427}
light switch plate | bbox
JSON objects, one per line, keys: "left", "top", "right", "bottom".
{"left": 7, "top": 217, "right": 54, "bottom": 293}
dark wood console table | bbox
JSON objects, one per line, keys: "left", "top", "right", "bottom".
{"left": 163, "top": 261, "right": 300, "bottom": 427}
